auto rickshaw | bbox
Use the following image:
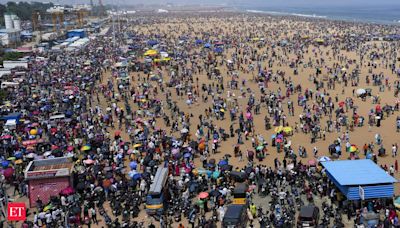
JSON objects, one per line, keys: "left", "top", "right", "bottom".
{"left": 233, "top": 183, "right": 248, "bottom": 205}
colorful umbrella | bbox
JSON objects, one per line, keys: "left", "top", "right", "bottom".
{"left": 14, "top": 159, "right": 23, "bottom": 165}
{"left": 0, "top": 135, "right": 12, "bottom": 139}
{"left": 348, "top": 145, "right": 358, "bottom": 153}
{"left": 129, "top": 161, "right": 137, "bottom": 170}
{"left": 133, "top": 144, "right": 141, "bottom": 148}
{"left": 198, "top": 192, "right": 209, "bottom": 199}
{"left": 81, "top": 145, "right": 91, "bottom": 151}
{"left": 30, "top": 129, "right": 38, "bottom": 135}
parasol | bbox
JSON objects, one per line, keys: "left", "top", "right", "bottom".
{"left": 198, "top": 192, "right": 209, "bottom": 199}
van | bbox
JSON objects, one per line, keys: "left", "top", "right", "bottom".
{"left": 1, "top": 81, "right": 19, "bottom": 89}
{"left": 222, "top": 205, "right": 248, "bottom": 228}
{"left": 297, "top": 205, "right": 320, "bottom": 227}
{"left": 49, "top": 113, "right": 66, "bottom": 121}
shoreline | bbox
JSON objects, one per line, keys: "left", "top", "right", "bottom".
{"left": 122, "top": 4, "right": 400, "bottom": 26}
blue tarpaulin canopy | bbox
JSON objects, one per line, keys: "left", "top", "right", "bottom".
{"left": 322, "top": 160, "right": 397, "bottom": 200}
{"left": 214, "top": 47, "right": 223, "bottom": 53}
{"left": 1, "top": 112, "right": 22, "bottom": 123}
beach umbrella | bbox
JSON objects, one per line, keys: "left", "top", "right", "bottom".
{"left": 171, "top": 148, "right": 180, "bottom": 155}
{"left": 129, "top": 161, "right": 137, "bottom": 170}
{"left": 271, "top": 134, "right": 276, "bottom": 139}
{"left": 26, "top": 153, "right": 35, "bottom": 159}
{"left": 60, "top": 186, "right": 75, "bottom": 196}
{"left": 43, "top": 151, "right": 52, "bottom": 157}
{"left": 0, "top": 135, "right": 12, "bottom": 139}
{"left": 181, "top": 128, "right": 189, "bottom": 134}
{"left": 256, "top": 145, "right": 264, "bottom": 151}
{"left": 128, "top": 170, "right": 137, "bottom": 178}
{"left": 218, "top": 160, "right": 228, "bottom": 166}
{"left": 198, "top": 192, "right": 209, "bottom": 199}
{"left": 318, "top": 156, "right": 331, "bottom": 162}
{"left": 1, "top": 160, "right": 10, "bottom": 168}
{"left": 83, "top": 159, "right": 95, "bottom": 165}
{"left": 133, "top": 173, "right": 141, "bottom": 180}
{"left": 133, "top": 143, "right": 141, "bottom": 148}
{"left": 212, "top": 171, "right": 220, "bottom": 179}
{"left": 356, "top": 88, "right": 366, "bottom": 95}
{"left": 3, "top": 167, "right": 14, "bottom": 178}
{"left": 51, "top": 145, "right": 59, "bottom": 150}
{"left": 276, "top": 138, "right": 283, "bottom": 143}
{"left": 274, "top": 126, "right": 283, "bottom": 133}
{"left": 43, "top": 204, "right": 53, "bottom": 212}
{"left": 15, "top": 159, "right": 23, "bottom": 165}
{"left": 308, "top": 159, "right": 316, "bottom": 166}
{"left": 80, "top": 145, "right": 91, "bottom": 151}
{"left": 67, "top": 146, "right": 74, "bottom": 152}
{"left": 348, "top": 145, "right": 358, "bottom": 153}
{"left": 14, "top": 151, "right": 22, "bottom": 159}
{"left": 30, "top": 129, "right": 38, "bottom": 135}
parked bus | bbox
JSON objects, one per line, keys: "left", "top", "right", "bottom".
{"left": 146, "top": 166, "right": 169, "bottom": 215}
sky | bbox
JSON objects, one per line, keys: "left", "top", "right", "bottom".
{"left": 1, "top": 0, "right": 400, "bottom": 7}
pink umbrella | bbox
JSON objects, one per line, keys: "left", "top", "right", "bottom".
{"left": 51, "top": 145, "right": 59, "bottom": 150}
{"left": 308, "top": 159, "right": 316, "bottom": 166}
{"left": 172, "top": 148, "right": 179, "bottom": 155}
{"left": 0, "top": 135, "right": 12, "bottom": 139}
{"left": 67, "top": 146, "right": 74, "bottom": 151}
{"left": 245, "top": 112, "right": 252, "bottom": 119}
{"left": 3, "top": 167, "right": 14, "bottom": 179}
{"left": 60, "top": 186, "right": 75, "bottom": 196}
{"left": 83, "top": 159, "right": 95, "bottom": 165}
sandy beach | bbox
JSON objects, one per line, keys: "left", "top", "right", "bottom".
{"left": 2, "top": 11, "right": 400, "bottom": 228}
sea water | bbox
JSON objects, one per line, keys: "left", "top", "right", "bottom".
{"left": 244, "top": 5, "right": 400, "bottom": 25}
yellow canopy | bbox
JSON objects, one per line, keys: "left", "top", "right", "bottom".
{"left": 283, "top": 127, "right": 292, "bottom": 133}
{"left": 144, "top": 49, "right": 158, "bottom": 56}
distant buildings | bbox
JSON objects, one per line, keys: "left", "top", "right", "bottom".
{"left": 1, "top": 13, "right": 22, "bottom": 46}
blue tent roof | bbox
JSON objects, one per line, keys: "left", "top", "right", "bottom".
{"left": 322, "top": 159, "right": 397, "bottom": 186}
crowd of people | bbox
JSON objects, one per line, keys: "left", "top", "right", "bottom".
{"left": 1, "top": 12, "right": 400, "bottom": 228}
